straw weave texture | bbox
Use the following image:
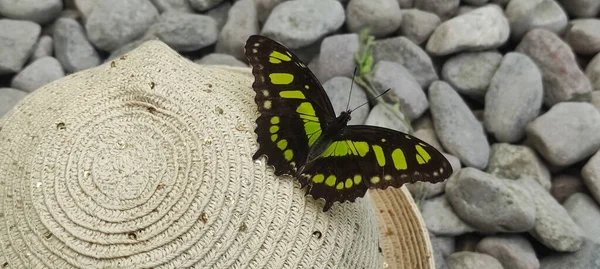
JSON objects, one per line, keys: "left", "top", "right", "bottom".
{"left": 371, "top": 188, "right": 434, "bottom": 269}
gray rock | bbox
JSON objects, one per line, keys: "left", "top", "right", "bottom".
{"left": 490, "top": 0, "right": 510, "bottom": 5}
{"left": 516, "top": 29, "right": 592, "bottom": 106}
{"left": 32, "top": 35, "right": 53, "bottom": 61}
{"left": 476, "top": 234, "right": 539, "bottom": 269}
{"left": 582, "top": 150, "right": 600, "bottom": 205}
{"left": 398, "top": 9, "right": 440, "bottom": 45}
{"left": 435, "top": 252, "right": 448, "bottom": 269}
{"left": 587, "top": 53, "right": 600, "bottom": 91}
{"left": 564, "top": 193, "right": 600, "bottom": 244}
{"left": 505, "top": 0, "right": 568, "bottom": 41}
{"left": 441, "top": 51, "right": 502, "bottom": 101}
{"left": 414, "top": 0, "right": 459, "bottom": 20}
{"left": 413, "top": 114, "right": 434, "bottom": 131}
{"left": 0, "top": 0, "right": 62, "bottom": 24}
{"left": 456, "top": 5, "right": 477, "bottom": 15}
{"left": 205, "top": 1, "right": 230, "bottom": 31}
{"left": 56, "top": 8, "right": 83, "bottom": 23}
{"left": 364, "top": 103, "right": 410, "bottom": 133}
{"left": 287, "top": 39, "right": 321, "bottom": 65}
{"left": 323, "top": 77, "right": 369, "bottom": 125}
{"left": 146, "top": 11, "right": 217, "bottom": 52}
{"left": 53, "top": 18, "right": 101, "bottom": 73}
{"left": 430, "top": 232, "right": 455, "bottom": 258}
{"left": 346, "top": 0, "right": 402, "bottom": 38}
{"left": 446, "top": 251, "right": 503, "bottom": 269}
{"left": 194, "top": 53, "right": 247, "bottom": 67}
{"left": 407, "top": 153, "right": 460, "bottom": 199}
{"left": 0, "top": 88, "right": 28, "bottom": 118}
{"left": 430, "top": 233, "right": 450, "bottom": 269}
{"left": 429, "top": 81, "right": 489, "bottom": 169}
{"left": 316, "top": 34, "right": 359, "bottom": 83}
{"left": 442, "top": 153, "right": 460, "bottom": 171}
{"left": 85, "top": 0, "right": 158, "bottom": 51}
{"left": 189, "top": 0, "right": 225, "bottom": 11}
{"left": 413, "top": 128, "right": 442, "bottom": 151}
{"left": 150, "top": 0, "right": 194, "bottom": 13}
{"left": 261, "top": 0, "right": 344, "bottom": 49}
{"left": 426, "top": 5, "right": 509, "bottom": 56}
{"left": 54, "top": 8, "right": 83, "bottom": 26}
{"left": 372, "top": 61, "right": 428, "bottom": 121}
{"left": 464, "top": 0, "right": 488, "bottom": 5}
{"left": 484, "top": 53, "right": 543, "bottom": 143}
{"left": 373, "top": 36, "right": 438, "bottom": 88}
{"left": 473, "top": 109, "right": 484, "bottom": 128}
{"left": 551, "top": 174, "right": 588, "bottom": 203}
{"left": 539, "top": 156, "right": 571, "bottom": 174}
{"left": 56, "top": 0, "right": 75, "bottom": 9}
{"left": 565, "top": 19, "right": 600, "bottom": 56}
{"left": 526, "top": 102, "right": 600, "bottom": 166}
{"left": 0, "top": 19, "right": 41, "bottom": 75}
{"left": 557, "top": 0, "right": 600, "bottom": 18}
{"left": 107, "top": 39, "right": 145, "bottom": 61}
{"left": 10, "top": 57, "right": 64, "bottom": 93}
{"left": 408, "top": 180, "right": 446, "bottom": 201}
{"left": 539, "top": 240, "right": 600, "bottom": 268}
{"left": 255, "top": 0, "right": 283, "bottom": 23}
{"left": 446, "top": 168, "right": 536, "bottom": 233}
{"left": 398, "top": 0, "right": 414, "bottom": 8}
{"left": 521, "top": 177, "right": 584, "bottom": 252}
{"left": 591, "top": 91, "right": 600, "bottom": 112}
{"left": 215, "top": 0, "right": 258, "bottom": 59}
{"left": 486, "top": 143, "right": 551, "bottom": 190}
{"left": 73, "top": 0, "right": 94, "bottom": 20}
{"left": 307, "top": 54, "right": 324, "bottom": 81}
{"left": 422, "top": 194, "right": 476, "bottom": 236}
{"left": 454, "top": 234, "right": 482, "bottom": 253}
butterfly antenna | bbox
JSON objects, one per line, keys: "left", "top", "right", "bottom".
{"left": 350, "top": 88, "right": 391, "bottom": 113}
{"left": 345, "top": 66, "right": 359, "bottom": 111}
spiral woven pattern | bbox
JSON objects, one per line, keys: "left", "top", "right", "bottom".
{"left": 0, "top": 41, "right": 392, "bottom": 268}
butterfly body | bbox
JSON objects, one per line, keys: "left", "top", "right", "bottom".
{"left": 301, "top": 110, "right": 351, "bottom": 171}
{"left": 244, "top": 35, "right": 453, "bottom": 212}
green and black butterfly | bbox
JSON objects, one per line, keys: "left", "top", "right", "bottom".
{"left": 244, "top": 35, "right": 453, "bottom": 212}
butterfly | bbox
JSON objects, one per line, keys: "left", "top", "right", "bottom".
{"left": 244, "top": 35, "right": 453, "bottom": 212}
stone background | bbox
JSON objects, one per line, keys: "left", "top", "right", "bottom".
{"left": 1, "top": 0, "right": 600, "bottom": 268}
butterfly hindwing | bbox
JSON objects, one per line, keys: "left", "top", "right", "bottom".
{"left": 298, "top": 156, "right": 370, "bottom": 212}
{"left": 244, "top": 35, "right": 336, "bottom": 175}
{"left": 300, "top": 125, "right": 453, "bottom": 211}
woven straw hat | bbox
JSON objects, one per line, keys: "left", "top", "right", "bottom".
{"left": 0, "top": 40, "right": 433, "bottom": 269}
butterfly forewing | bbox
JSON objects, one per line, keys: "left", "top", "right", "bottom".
{"left": 244, "top": 35, "right": 336, "bottom": 176}
{"left": 300, "top": 125, "right": 453, "bottom": 211}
